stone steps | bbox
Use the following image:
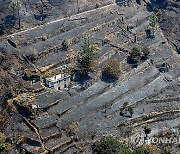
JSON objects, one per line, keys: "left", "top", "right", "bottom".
{"left": 20, "top": 12, "right": 120, "bottom": 54}
{"left": 36, "top": 90, "right": 69, "bottom": 109}
{"left": 39, "top": 126, "right": 62, "bottom": 142}
{"left": 117, "top": 110, "right": 180, "bottom": 129}
{"left": 108, "top": 75, "right": 169, "bottom": 119}
{"left": 55, "top": 66, "right": 160, "bottom": 128}
{"left": 34, "top": 24, "right": 123, "bottom": 67}
{"left": 134, "top": 97, "right": 180, "bottom": 107}
{"left": 33, "top": 114, "right": 59, "bottom": 129}
{"left": 10, "top": 4, "right": 117, "bottom": 47}
{"left": 48, "top": 81, "right": 110, "bottom": 115}
{"left": 44, "top": 136, "right": 74, "bottom": 152}
{"left": 73, "top": 74, "right": 173, "bottom": 137}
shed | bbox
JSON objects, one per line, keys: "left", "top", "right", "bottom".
{"left": 45, "top": 74, "right": 71, "bottom": 90}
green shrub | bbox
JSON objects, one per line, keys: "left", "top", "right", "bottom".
{"left": 102, "top": 59, "right": 121, "bottom": 81}
{"left": 129, "top": 47, "right": 142, "bottom": 62}
{"left": 93, "top": 136, "right": 132, "bottom": 154}
{"left": 131, "top": 47, "right": 141, "bottom": 56}
{"left": 133, "top": 145, "right": 159, "bottom": 154}
{"left": 162, "top": 146, "right": 174, "bottom": 154}
{"left": 77, "top": 38, "right": 96, "bottom": 76}
{"left": 141, "top": 47, "right": 150, "bottom": 59}
{"left": 133, "top": 146, "right": 152, "bottom": 154}
{"left": 0, "top": 133, "right": 11, "bottom": 153}
{"left": 144, "top": 124, "right": 152, "bottom": 135}
{"left": 26, "top": 51, "right": 38, "bottom": 62}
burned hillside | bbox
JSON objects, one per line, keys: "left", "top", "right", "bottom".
{"left": 0, "top": 0, "right": 113, "bottom": 35}
{"left": 0, "top": 0, "right": 179, "bottom": 153}
{"left": 147, "top": 0, "right": 180, "bottom": 53}
{"left": 0, "top": 47, "right": 26, "bottom": 102}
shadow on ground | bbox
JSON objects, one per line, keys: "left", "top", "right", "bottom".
{"left": 0, "top": 15, "right": 16, "bottom": 36}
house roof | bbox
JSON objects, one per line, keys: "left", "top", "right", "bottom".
{"left": 46, "top": 73, "right": 70, "bottom": 82}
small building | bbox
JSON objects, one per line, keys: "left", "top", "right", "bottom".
{"left": 45, "top": 74, "right": 71, "bottom": 90}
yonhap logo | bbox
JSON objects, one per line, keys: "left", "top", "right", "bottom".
{"left": 131, "top": 132, "right": 144, "bottom": 147}
{"left": 131, "top": 132, "right": 180, "bottom": 146}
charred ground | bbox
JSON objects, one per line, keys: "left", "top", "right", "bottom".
{"left": 0, "top": 0, "right": 179, "bottom": 153}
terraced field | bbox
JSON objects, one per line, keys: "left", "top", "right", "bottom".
{"left": 0, "top": 0, "right": 179, "bottom": 153}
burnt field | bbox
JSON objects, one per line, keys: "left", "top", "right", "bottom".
{"left": 0, "top": 0, "right": 180, "bottom": 153}
{"left": 0, "top": 0, "right": 113, "bottom": 36}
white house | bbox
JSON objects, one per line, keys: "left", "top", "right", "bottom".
{"left": 45, "top": 74, "right": 71, "bottom": 90}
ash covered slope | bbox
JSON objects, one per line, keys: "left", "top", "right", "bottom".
{"left": 0, "top": 0, "right": 179, "bottom": 153}
{"left": 155, "top": 0, "right": 180, "bottom": 53}
{"left": 0, "top": 44, "right": 33, "bottom": 112}
{"left": 0, "top": 0, "right": 113, "bottom": 35}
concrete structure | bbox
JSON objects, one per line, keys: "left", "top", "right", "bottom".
{"left": 45, "top": 74, "right": 71, "bottom": 90}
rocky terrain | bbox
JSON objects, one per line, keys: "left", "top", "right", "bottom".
{"left": 0, "top": 0, "right": 179, "bottom": 153}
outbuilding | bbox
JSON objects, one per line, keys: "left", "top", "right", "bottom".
{"left": 45, "top": 74, "right": 71, "bottom": 90}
